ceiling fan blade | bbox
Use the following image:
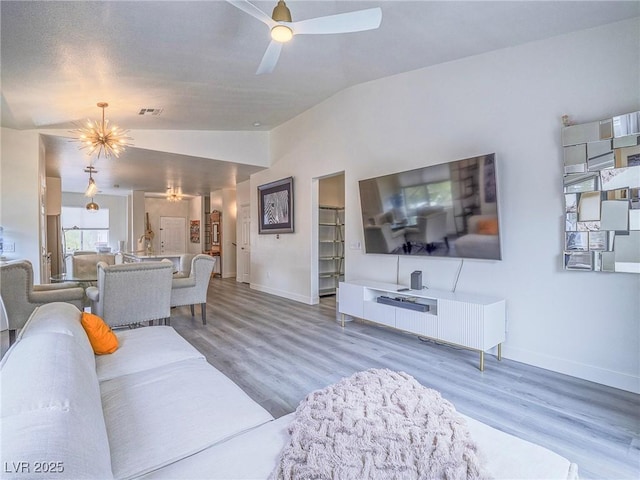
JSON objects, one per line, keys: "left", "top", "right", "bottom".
{"left": 227, "top": 0, "right": 276, "bottom": 29}
{"left": 256, "top": 40, "right": 283, "bottom": 75}
{"left": 292, "top": 7, "right": 382, "bottom": 35}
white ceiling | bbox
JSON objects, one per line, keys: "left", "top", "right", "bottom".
{"left": 2, "top": 1, "right": 638, "bottom": 196}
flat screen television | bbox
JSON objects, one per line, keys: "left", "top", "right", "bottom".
{"left": 358, "top": 153, "right": 502, "bottom": 260}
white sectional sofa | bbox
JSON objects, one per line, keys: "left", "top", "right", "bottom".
{"left": 0, "top": 303, "right": 578, "bottom": 479}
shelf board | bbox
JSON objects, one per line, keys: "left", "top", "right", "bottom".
{"left": 319, "top": 273, "right": 343, "bottom": 278}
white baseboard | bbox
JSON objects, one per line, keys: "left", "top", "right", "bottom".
{"left": 250, "top": 283, "right": 315, "bottom": 305}
{"left": 504, "top": 345, "right": 640, "bottom": 394}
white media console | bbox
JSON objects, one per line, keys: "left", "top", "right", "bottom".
{"left": 338, "top": 280, "right": 506, "bottom": 371}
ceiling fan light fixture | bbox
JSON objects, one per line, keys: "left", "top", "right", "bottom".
{"left": 271, "top": 24, "right": 293, "bottom": 43}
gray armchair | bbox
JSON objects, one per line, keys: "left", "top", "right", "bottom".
{"left": 0, "top": 259, "right": 85, "bottom": 343}
{"left": 170, "top": 254, "right": 216, "bottom": 325}
{"left": 86, "top": 260, "right": 173, "bottom": 328}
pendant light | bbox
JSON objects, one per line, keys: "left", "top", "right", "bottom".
{"left": 84, "top": 166, "right": 98, "bottom": 197}
{"left": 86, "top": 199, "right": 99, "bottom": 211}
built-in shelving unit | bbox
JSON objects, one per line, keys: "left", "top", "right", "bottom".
{"left": 319, "top": 206, "right": 344, "bottom": 296}
{"left": 450, "top": 157, "right": 480, "bottom": 234}
{"left": 338, "top": 279, "right": 506, "bottom": 371}
{"left": 208, "top": 210, "right": 221, "bottom": 276}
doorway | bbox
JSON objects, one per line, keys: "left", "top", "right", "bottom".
{"left": 316, "top": 172, "right": 345, "bottom": 299}
{"left": 160, "top": 217, "right": 186, "bottom": 253}
{"left": 237, "top": 204, "right": 251, "bottom": 283}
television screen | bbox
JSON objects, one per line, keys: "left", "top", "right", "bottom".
{"left": 358, "top": 153, "right": 501, "bottom": 260}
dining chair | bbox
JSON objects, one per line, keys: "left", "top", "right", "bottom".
{"left": 170, "top": 254, "right": 216, "bottom": 325}
{"left": 86, "top": 260, "right": 173, "bottom": 328}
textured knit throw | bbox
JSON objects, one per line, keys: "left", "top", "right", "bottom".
{"left": 270, "top": 369, "right": 490, "bottom": 480}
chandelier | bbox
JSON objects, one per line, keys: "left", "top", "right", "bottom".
{"left": 72, "top": 102, "right": 132, "bottom": 159}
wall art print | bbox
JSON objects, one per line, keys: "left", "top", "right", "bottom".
{"left": 258, "top": 177, "right": 294, "bottom": 234}
{"left": 190, "top": 220, "right": 200, "bottom": 243}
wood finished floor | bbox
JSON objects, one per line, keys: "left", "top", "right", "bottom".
{"left": 168, "top": 277, "right": 640, "bottom": 480}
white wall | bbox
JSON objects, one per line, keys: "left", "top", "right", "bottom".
{"left": 0, "top": 129, "right": 43, "bottom": 278}
{"left": 254, "top": 19, "right": 640, "bottom": 392}
{"left": 124, "top": 130, "right": 270, "bottom": 166}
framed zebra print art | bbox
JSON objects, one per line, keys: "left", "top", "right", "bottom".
{"left": 258, "top": 177, "right": 294, "bottom": 234}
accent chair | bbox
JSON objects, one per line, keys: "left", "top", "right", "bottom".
{"left": 0, "top": 259, "right": 85, "bottom": 343}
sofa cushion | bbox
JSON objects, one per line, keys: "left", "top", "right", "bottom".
{"left": 81, "top": 312, "right": 119, "bottom": 355}
{"left": 461, "top": 414, "right": 577, "bottom": 479}
{"left": 95, "top": 326, "right": 205, "bottom": 382}
{"left": 0, "top": 333, "right": 113, "bottom": 479}
{"left": 100, "top": 358, "right": 274, "bottom": 479}
{"left": 17, "top": 302, "right": 95, "bottom": 366}
{"left": 141, "top": 414, "right": 294, "bottom": 479}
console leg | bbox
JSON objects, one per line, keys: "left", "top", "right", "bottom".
{"left": 341, "top": 313, "right": 345, "bottom": 328}
{"left": 479, "top": 351, "right": 485, "bottom": 371}
{"left": 498, "top": 343, "right": 502, "bottom": 361}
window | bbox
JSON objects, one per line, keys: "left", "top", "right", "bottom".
{"left": 61, "top": 207, "right": 109, "bottom": 253}
{"left": 403, "top": 180, "right": 453, "bottom": 214}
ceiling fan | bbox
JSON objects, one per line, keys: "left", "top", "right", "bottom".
{"left": 227, "top": 0, "right": 382, "bottom": 74}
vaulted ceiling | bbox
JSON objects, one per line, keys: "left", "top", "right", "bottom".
{"left": 2, "top": 1, "right": 638, "bottom": 196}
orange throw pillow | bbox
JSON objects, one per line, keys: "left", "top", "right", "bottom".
{"left": 477, "top": 218, "right": 499, "bottom": 235}
{"left": 81, "top": 312, "right": 119, "bottom": 355}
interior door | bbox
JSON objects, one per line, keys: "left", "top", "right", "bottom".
{"left": 238, "top": 205, "right": 251, "bottom": 283}
{"left": 160, "top": 217, "right": 186, "bottom": 253}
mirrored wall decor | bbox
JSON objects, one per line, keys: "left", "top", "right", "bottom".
{"left": 562, "top": 111, "right": 640, "bottom": 273}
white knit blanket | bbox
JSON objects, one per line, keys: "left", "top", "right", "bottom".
{"left": 270, "top": 369, "right": 490, "bottom": 480}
